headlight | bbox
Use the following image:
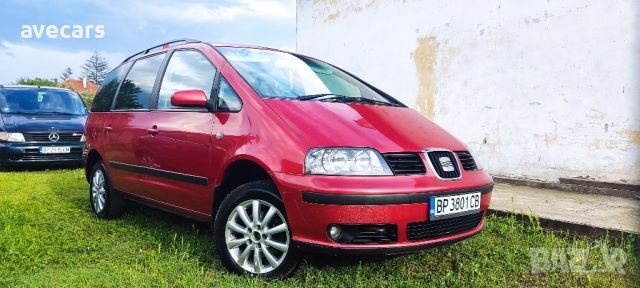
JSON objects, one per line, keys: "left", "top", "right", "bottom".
{"left": 304, "top": 148, "right": 393, "bottom": 176}
{"left": 0, "top": 132, "right": 25, "bottom": 143}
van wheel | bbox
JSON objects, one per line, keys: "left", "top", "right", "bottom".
{"left": 89, "top": 161, "right": 124, "bottom": 219}
{"left": 214, "top": 181, "right": 300, "bottom": 278}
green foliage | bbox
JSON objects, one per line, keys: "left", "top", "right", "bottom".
{"left": 78, "top": 91, "right": 95, "bottom": 108}
{"left": 15, "top": 77, "right": 60, "bottom": 87}
{"left": 0, "top": 169, "right": 638, "bottom": 287}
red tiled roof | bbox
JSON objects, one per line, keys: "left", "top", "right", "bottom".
{"left": 63, "top": 79, "right": 99, "bottom": 95}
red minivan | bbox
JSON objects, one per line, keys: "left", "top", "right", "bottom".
{"left": 84, "top": 39, "right": 493, "bottom": 277}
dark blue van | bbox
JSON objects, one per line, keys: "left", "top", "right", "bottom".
{"left": 0, "top": 85, "right": 87, "bottom": 167}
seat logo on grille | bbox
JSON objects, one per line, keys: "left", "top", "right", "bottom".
{"left": 48, "top": 127, "right": 60, "bottom": 142}
{"left": 438, "top": 156, "right": 455, "bottom": 172}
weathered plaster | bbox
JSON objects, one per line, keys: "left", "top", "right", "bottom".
{"left": 411, "top": 36, "right": 437, "bottom": 119}
{"left": 297, "top": 0, "right": 640, "bottom": 184}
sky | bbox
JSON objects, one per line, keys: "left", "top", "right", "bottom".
{"left": 0, "top": 0, "right": 296, "bottom": 84}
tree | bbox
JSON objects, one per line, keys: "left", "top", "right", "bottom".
{"left": 81, "top": 51, "right": 109, "bottom": 85}
{"left": 60, "top": 67, "right": 73, "bottom": 82}
{"left": 16, "top": 77, "right": 60, "bottom": 87}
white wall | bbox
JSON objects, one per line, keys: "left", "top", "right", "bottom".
{"left": 297, "top": 0, "right": 640, "bottom": 185}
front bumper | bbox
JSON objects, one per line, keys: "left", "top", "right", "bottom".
{"left": 0, "top": 142, "right": 84, "bottom": 165}
{"left": 295, "top": 227, "right": 482, "bottom": 255}
{"left": 273, "top": 170, "right": 493, "bottom": 254}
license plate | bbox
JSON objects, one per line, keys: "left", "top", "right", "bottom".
{"left": 429, "top": 192, "right": 481, "bottom": 220}
{"left": 39, "top": 147, "right": 71, "bottom": 154}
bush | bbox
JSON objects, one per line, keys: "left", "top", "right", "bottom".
{"left": 15, "top": 77, "right": 60, "bottom": 87}
{"left": 79, "top": 91, "right": 95, "bottom": 108}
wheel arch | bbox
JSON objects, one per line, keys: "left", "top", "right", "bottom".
{"left": 213, "top": 157, "right": 279, "bottom": 220}
{"left": 85, "top": 149, "right": 103, "bottom": 182}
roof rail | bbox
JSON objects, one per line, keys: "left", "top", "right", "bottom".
{"left": 120, "top": 39, "right": 201, "bottom": 64}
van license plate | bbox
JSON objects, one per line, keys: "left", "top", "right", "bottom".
{"left": 39, "top": 147, "right": 71, "bottom": 154}
{"left": 429, "top": 192, "right": 481, "bottom": 220}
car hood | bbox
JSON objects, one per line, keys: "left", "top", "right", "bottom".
{"left": 264, "top": 99, "right": 467, "bottom": 153}
{"left": 0, "top": 113, "right": 86, "bottom": 133}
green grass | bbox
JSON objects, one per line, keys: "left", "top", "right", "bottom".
{"left": 0, "top": 169, "right": 638, "bottom": 287}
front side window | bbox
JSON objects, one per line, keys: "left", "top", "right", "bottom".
{"left": 157, "top": 50, "right": 217, "bottom": 109}
{"left": 115, "top": 53, "right": 165, "bottom": 110}
{"left": 217, "top": 78, "right": 242, "bottom": 112}
{"left": 217, "top": 47, "right": 401, "bottom": 106}
{"left": 0, "top": 88, "right": 87, "bottom": 115}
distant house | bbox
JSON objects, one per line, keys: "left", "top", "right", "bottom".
{"left": 63, "top": 78, "right": 99, "bottom": 95}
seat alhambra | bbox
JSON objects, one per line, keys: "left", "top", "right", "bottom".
{"left": 0, "top": 85, "right": 87, "bottom": 168}
{"left": 83, "top": 39, "right": 493, "bottom": 277}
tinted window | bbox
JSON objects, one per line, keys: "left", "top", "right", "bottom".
{"left": 217, "top": 78, "right": 242, "bottom": 112}
{"left": 91, "top": 63, "right": 129, "bottom": 112}
{"left": 115, "top": 54, "right": 164, "bottom": 110}
{"left": 157, "top": 50, "right": 217, "bottom": 109}
{"left": 0, "top": 88, "right": 87, "bottom": 115}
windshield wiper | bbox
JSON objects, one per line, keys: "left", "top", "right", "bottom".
{"left": 346, "top": 97, "right": 402, "bottom": 107}
{"left": 297, "top": 93, "right": 402, "bottom": 107}
{"left": 305, "top": 95, "right": 400, "bottom": 106}
{"left": 297, "top": 93, "right": 350, "bottom": 101}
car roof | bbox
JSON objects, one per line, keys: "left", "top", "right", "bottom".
{"left": 121, "top": 39, "right": 297, "bottom": 65}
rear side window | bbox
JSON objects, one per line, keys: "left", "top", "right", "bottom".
{"left": 91, "top": 64, "right": 129, "bottom": 112}
{"left": 115, "top": 54, "right": 165, "bottom": 110}
{"left": 157, "top": 50, "right": 217, "bottom": 109}
{"left": 216, "top": 78, "right": 242, "bottom": 112}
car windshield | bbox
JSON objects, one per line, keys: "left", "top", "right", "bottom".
{"left": 0, "top": 88, "right": 87, "bottom": 115}
{"left": 217, "top": 47, "right": 401, "bottom": 106}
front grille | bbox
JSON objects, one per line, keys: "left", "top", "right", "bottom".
{"left": 425, "top": 150, "right": 461, "bottom": 179}
{"left": 382, "top": 153, "right": 426, "bottom": 175}
{"left": 16, "top": 147, "right": 83, "bottom": 161}
{"left": 23, "top": 132, "right": 82, "bottom": 143}
{"left": 406, "top": 212, "right": 483, "bottom": 241}
{"left": 455, "top": 151, "right": 478, "bottom": 171}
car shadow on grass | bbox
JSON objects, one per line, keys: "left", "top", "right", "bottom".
{"left": 140, "top": 201, "right": 400, "bottom": 261}
{"left": 44, "top": 173, "right": 407, "bottom": 277}
{"left": 102, "top": 198, "right": 403, "bottom": 273}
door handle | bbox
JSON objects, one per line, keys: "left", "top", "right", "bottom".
{"left": 104, "top": 126, "right": 112, "bottom": 133}
{"left": 147, "top": 125, "right": 158, "bottom": 136}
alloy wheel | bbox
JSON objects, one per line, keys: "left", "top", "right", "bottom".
{"left": 91, "top": 169, "right": 106, "bottom": 213}
{"left": 224, "top": 199, "right": 290, "bottom": 274}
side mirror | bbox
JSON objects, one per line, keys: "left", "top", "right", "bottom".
{"left": 170, "top": 90, "right": 209, "bottom": 108}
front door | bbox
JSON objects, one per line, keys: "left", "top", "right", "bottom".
{"left": 137, "top": 49, "right": 218, "bottom": 216}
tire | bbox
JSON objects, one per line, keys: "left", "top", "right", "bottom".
{"left": 214, "top": 180, "right": 300, "bottom": 278}
{"left": 89, "top": 161, "right": 124, "bottom": 219}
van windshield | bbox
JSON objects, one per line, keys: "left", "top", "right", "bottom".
{"left": 0, "top": 88, "right": 87, "bottom": 116}
{"left": 217, "top": 47, "right": 402, "bottom": 106}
